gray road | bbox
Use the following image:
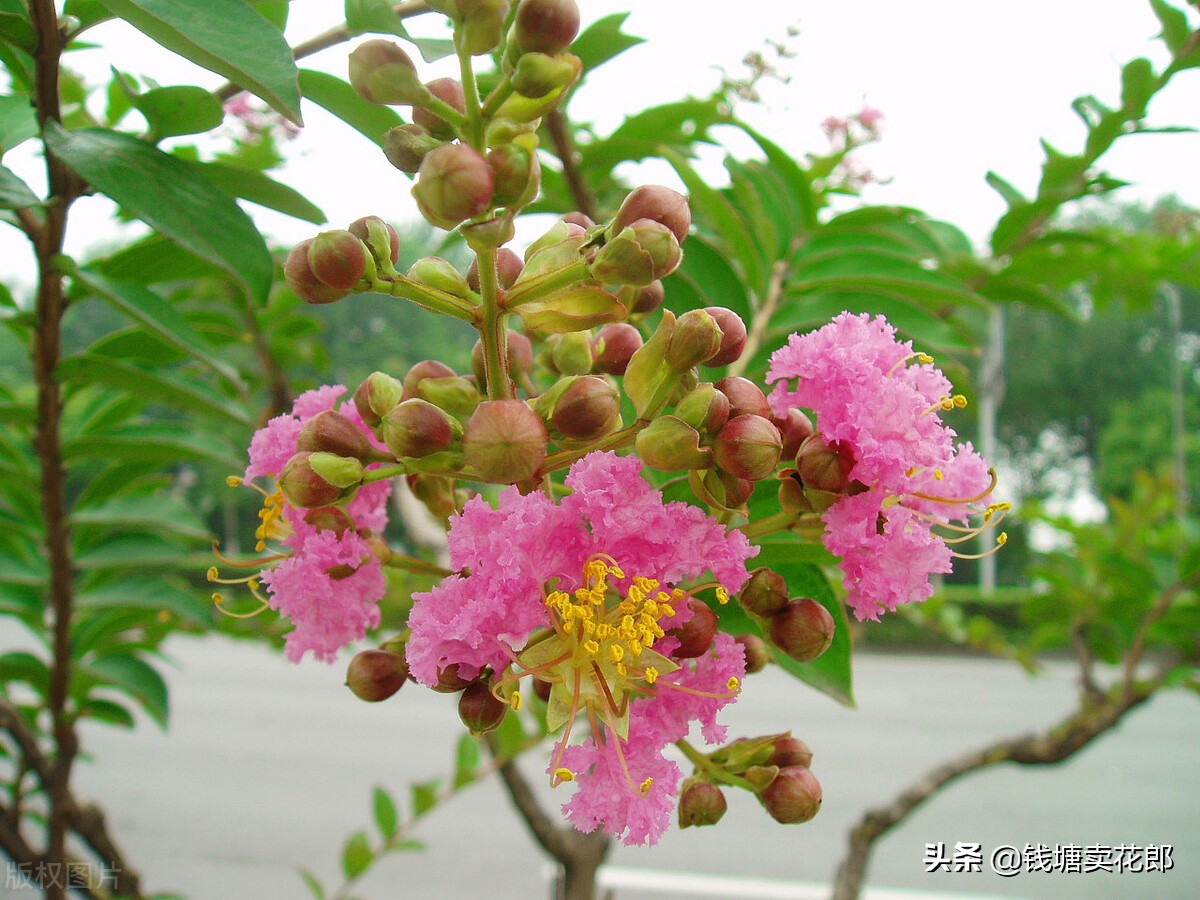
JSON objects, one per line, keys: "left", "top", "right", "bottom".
{"left": 64, "top": 638, "right": 1198, "bottom": 900}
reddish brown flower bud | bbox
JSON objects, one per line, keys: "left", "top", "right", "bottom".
{"left": 562, "top": 211, "right": 594, "bottom": 228}
{"left": 702, "top": 307, "right": 747, "bottom": 367}
{"left": 666, "top": 309, "right": 723, "bottom": 371}
{"left": 383, "top": 123, "right": 443, "bottom": 174}
{"left": 668, "top": 596, "right": 719, "bottom": 659}
{"left": 759, "top": 766, "right": 822, "bottom": 824}
{"left": 297, "top": 410, "right": 383, "bottom": 462}
{"left": 279, "top": 451, "right": 348, "bottom": 508}
{"left": 625, "top": 280, "right": 665, "bottom": 315}
{"left": 458, "top": 680, "right": 508, "bottom": 734}
{"left": 770, "top": 598, "right": 835, "bottom": 663}
{"left": 675, "top": 384, "right": 730, "bottom": 435}
{"left": 413, "top": 143, "right": 496, "bottom": 230}
{"left": 488, "top": 141, "right": 539, "bottom": 207}
{"left": 303, "top": 506, "right": 356, "bottom": 536}
{"left": 307, "top": 229, "right": 370, "bottom": 292}
{"left": 735, "top": 633, "right": 771, "bottom": 673}
{"left": 470, "top": 330, "right": 533, "bottom": 391}
{"left": 613, "top": 185, "right": 691, "bottom": 244}
{"left": 348, "top": 215, "right": 401, "bottom": 265}
{"left": 773, "top": 409, "right": 816, "bottom": 461}
{"left": 284, "top": 239, "right": 350, "bottom": 304}
{"left": 407, "top": 473, "right": 459, "bottom": 522}
{"left": 714, "top": 376, "right": 771, "bottom": 419}
{"left": 714, "top": 414, "right": 783, "bottom": 481}
{"left": 468, "top": 247, "right": 525, "bottom": 291}
{"left": 463, "top": 399, "right": 548, "bottom": 483}
{"left": 346, "top": 649, "right": 410, "bottom": 702}
{"left": 553, "top": 375, "right": 620, "bottom": 440}
{"left": 354, "top": 371, "right": 404, "bottom": 427}
{"left": 767, "top": 735, "right": 813, "bottom": 770}
{"left": 513, "top": 0, "right": 581, "bottom": 54}
{"left": 431, "top": 663, "right": 472, "bottom": 693}
{"left": 678, "top": 778, "right": 728, "bottom": 828}
{"left": 403, "top": 359, "right": 458, "bottom": 401}
{"left": 381, "top": 398, "right": 461, "bottom": 458}
{"left": 413, "top": 77, "right": 467, "bottom": 139}
{"left": 796, "top": 434, "right": 855, "bottom": 493}
{"left": 591, "top": 219, "right": 681, "bottom": 285}
{"left": 592, "top": 323, "right": 643, "bottom": 376}
{"left": 348, "top": 40, "right": 426, "bottom": 105}
{"left": 740, "top": 567, "right": 789, "bottom": 618}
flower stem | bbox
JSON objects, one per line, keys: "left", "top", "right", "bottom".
{"left": 477, "top": 249, "right": 515, "bottom": 399}
{"left": 503, "top": 258, "right": 593, "bottom": 308}
{"left": 540, "top": 420, "right": 646, "bottom": 473}
{"left": 675, "top": 739, "right": 757, "bottom": 792}
{"left": 378, "top": 276, "right": 479, "bottom": 323}
{"left": 738, "top": 510, "right": 799, "bottom": 538}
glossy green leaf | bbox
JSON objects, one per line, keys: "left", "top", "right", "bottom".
{"left": 47, "top": 127, "right": 273, "bottom": 300}
{"left": 1120, "top": 57, "right": 1156, "bottom": 118}
{"left": 86, "top": 651, "right": 169, "bottom": 728}
{"left": 79, "top": 697, "right": 137, "bottom": 729}
{"left": 571, "top": 12, "right": 644, "bottom": 74}
{"left": 0, "top": 94, "right": 37, "bottom": 155}
{"left": 91, "top": 235, "right": 224, "bottom": 285}
{"left": 0, "top": 0, "right": 35, "bottom": 53}
{"left": 0, "top": 162, "right": 38, "bottom": 208}
{"left": 97, "top": 0, "right": 301, "bottom": 123}
{"left": 739, "top": 125, "right": 818, "bottom": 233}
{"left": 77, "top": 578, "right": 212, "bottom": 624}
{"left": 134, "top": 85, "right": 224, "bottom": 140}
{"left": 342, "top": 831, "right": 373, "bottom": 879}
{"left": 0, "top": 583, "right": 40, "bottom": 617}
{"left": 189, "top": 160, "right": 325, "bottom": 224}
{"left": 0, "top": 42, "right": 33, "bottom": 93}
{"left": 372, "top": 786, "right": 398, "bottom": 841}
{"left": 346, "top": 0, "right": 405, "bottom": 36}
{"left": 71, "top": 269, "right": 243, "bottom": 385}
{"left": 74, "top": 533, "right": 198, "bottom": 570}
{"left": 252, "top": 0, "right": 289, "bottom": 30}
{"left": 299, "top": 69, "right": 403, "bottom": 147}
{"left": 665, "top": 234, "right": 751, "bottom": 320}
{"left": 70, "top": 492, "right": 211, "bottom": 541}
{"left": 64, "top": 0, "right": 113, "bottom": 29}
{"left": 65, "top": 427, "right": 244, "bottom": 473}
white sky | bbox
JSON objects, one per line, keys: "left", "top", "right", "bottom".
{"left": 2, "top": 0, "right": 1198, "bottom": 288}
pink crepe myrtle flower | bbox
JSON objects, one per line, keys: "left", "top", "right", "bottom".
{"left": 857, "top": 104, "right": 884, "bottom": 130}
{"left": 767, "top": 313, "right": 1006, "bottom": 620}
{"left": 407, "top": 451, "right": 756, "bottom": 845}
{"left": 213, "top": 385, "right": 393, "bottom": 663}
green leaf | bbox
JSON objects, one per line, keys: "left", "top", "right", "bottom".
{"left": 65, "top": 0, "right": 113, "bottom": 29}
{"left": 44, "top": 128, "right": 272, "bottom": 301}
{"left": 85, "top": 651, "right": 169, "bottom": 728}
{"left": 298, "top": 869, "right": 326, "bottom": 900}
{"left": 0, "top": 162, "right": 39, "bottom": 208}
{"left": 188, "top": 159, "right": 325, "bottom": 224}
{"left": 739, "top": 125, "right": 818, "bottom": 232}
{"left": 79, "top": 697, "right": 137, "bottom": 729}
{"left": 65, "top": 427, "right": 244, "bottom": 474}
{"left": 1150, "top": 0, "right": 1191, "bottom": 54}
{"left": 571, "top": 12, "right": 644, "bottom": 74}
{"left": 453, "top": 733, "right": 481, "bottom": 788}
{"left": 346, "top": 0, "right": 405, "bottom": 36}
{"left": 665, "top": 234, "right": 751, "bottom": 320}
{"left": 299, "top": 69, "right": 403, "bottom": 147}
{"left": 372, "top": 786, "right": 399, "bottom": 841}
{"left": 0, "top": 93, "right": 37, "bottom": 155}
{"left": 91, "top": 234, "right": 224, "bottom": 285}
{"left": 0, "top": 583, "right": 40, "bottom": 617}
{"left": 74, "top": 533, "right": 199, "bottom": 570}
{"left": 0, "top": 42, "right": 33, "bottom": 93}
{"left": 0, "top": 651, "right": 50, "bottom": 696}
{"left": 97, "top": 0, "right": 301, "bottom": 123}
{"left": 410, "top": 779, "right": 439, "bottom": 817}
{"left": 342, "top": 830, "right": 373, "bottom": 879}
{"left": 134, "top": 85, "right": 224, "bottom": 140}
{"left": 71, "top": 269, "right": 243, "bottom": 385}
{"left": 984, "top": 170, "right": 1026, "bottom": 209}
{"left": 252, "top": 0, "right": 289, "bottom": 31}
{"left": 1119, "top": 57, "right": 1156, "bottom": 119}
{"left": 71, "top": 492, "right": 211, "bottom": 541}
{"left": 0, "top": 0, "right": 35, "bottom": 53}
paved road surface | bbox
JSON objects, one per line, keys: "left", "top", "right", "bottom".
{"left": 60, "top": 638, "right": 1198, "bottom": 899}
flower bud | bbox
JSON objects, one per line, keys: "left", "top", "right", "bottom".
{"left": 346, "top": 648, "right": 410, "bottom": 702}
{"left": 613, "top": 185, "right": 691, "bottom": 244}
{"left": 303, "top": 505, "right": 356, "bottom": 536}
{"left": 468, "top": 248, "right": 525, "bottom": 292}
{"left": 511, "top": 51, "right": 579, "bottom": 98}
{"left": 796, "top": 434, "right": 855, "bottom": 493}
{"left": 702, "top": 307, "right": 747, "bottom": 367}
{"left": 297, "top": 410, "right": 382, "bottom": 463}
{"left": 562, "top": 211, "right": 594, "bottom": 228}
{"left": 551, "top": 331, "right": 594, "bottom": 375}
{"left": 635, "top": 416, "right": 712, "bottom": 472}
{"left": 403, "top": 359, "right": 458, "bottom": 401}
{"left": 697, "top": 468, "right": 755, "bottom": 509}
{"left": 407, "top": 473, "right": 459, "bottom": 521}
{"left": 591, "top": 219, "right": 682, "bottom": 285}
{"left": 488, "top": 141, "right": 540, "bottom": 208}
{"left": 348, "top": 215, "right": 401, "bottom": 266}
{"left": 774, "top": 409, "right": 816, "bottom": 461}
{"left": 456, "top": 0, "right": 510, "bottom": 55}
{"left": 383, "top": 123, "right": 443, "bottom": 174}
{"left": 767, "top": 735, "right": 813, "bottom": 770}
{"left": 462, "top": 215, "right": 517, "bottom": 253}
{"left": 463, "top": 399, "right": 548, "bottom": 483}
{"left": 592, "top": 323, "right": 643, "bottom": 376}
{"left": 413, "top": 77, "right": 467, "bottom": 139}
{"left": 354, "top": 371, "right": 404, "bottom": 428}
{"left": 513, "top": 0, "right": 580, "bottom": 54}
{"left": 770, "top": 598, "right": 835, "bottom": 663}
{"left": 735, "top": 633, "right": 771, "bottom": 674}
{"left": 381, "top": 398, "right": 461, "bottom": 458}
{"left": 413, "top": 143, "right": 496, "bottom": 230}
{"left": 667, "top": 596, "right": 719, "bottom": 659}
{"left": 776, "top": 469, "right": 814, "bottom": 515}
{"left": 279, "top": 451, "right": 350, "bottom": 508}
{"left": 714, "top": 414, "right": 783, "bottom": 481}
{"left": 714, "top": 376, "right": 771, "bottom": 420}
{"left": 553, "top": 375, "right": 620, "bottom": 440}
{"left": 666, "top": 310, "right": 725, "bottom": 372}
{"left": 458, "top": 680, "right": 508, "bottom": 734}
{"left": 408, "top": 256, "right": 473, "bottom": 299}
{"left": 284, "top": 239, "right": 350, "bottom": 304}
{"left": 740, "top": 567, "right": 789, "bottom": 618}
{"left": 416, "top": 375, "right": 482, "bottom": 418}
{"left": 623, "top": 280, "right": 665, "bottom": 315}
{"left": 678, "top": 778, "right": 727, "bottom": 829}
{"left": 675, "top": 383, "right": 730, "bottom": 434}
{"left": 432, "top": 663, "right": 472, "bottom": 693}
{"left": 307, "top": 230, "right": 372, "bottom": 291}
{"left": 348, "top": 40, "right": 427, "bottom": 105}
{"left": 308, "top": 451, "right": 365, "bottom": 489}
{"left": 759, "top": 766, "right": 822, "bottom": 824}
{"left": 471, "top": 330, "right": 533, "bottom": 389}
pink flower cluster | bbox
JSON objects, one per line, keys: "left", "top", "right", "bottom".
{"left": 245, "top": 385, "right": 393, "bottom": 663}
{"left": 407, "top": 451, "right": 756, "bottom": 845}
{"left": 767, "top": 312, "right": 996, "bottom": 620}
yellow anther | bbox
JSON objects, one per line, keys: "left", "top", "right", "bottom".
{"left": 616, "top": 662, "right": 627, "bottom": 676}
{"left": 609, "top": 564, "right": 625, "bottom": 580}
{"left": 671, "top": 588, "right": 685, "bottom": 600}
{"left": 661, "top": 604, "right": 676, "bottom": 618}
{"left": 642, "top": 631, "right": 655, "bottom": 647}
{"left": 934, "top": 469, "right": 944, "bottom": 481}
{"left": 716, "top": 586, "right": 730, "bottom": 605}
{"left": 554, "top": 768, "right": 575, "bottom": 783}
{"left": 727, "top": 677, "right": 740, "bottom": 692}
{"left": 584, "top": 639, "right": 600, "bottom": 655}
{"left": 511, "top": 691, "right": 523, "bottom": 711}
{"left": 644, "top": 667, "right": 659, "bottom": 684}
{"left": 639, "top": 777, "right": 654, "bottom": 794}
{"left": 211, "top": 592, "right": 225, "bottom": 604}
{"left": 610, "top": 645, "right": 624, "bottom": 663}
{"left": 997, "top": 532, "right": 1008, "bottom": 546}
{"left": 206, "top": 566, "right": 219, "bottom": 582}
{"left": 917, "top": 353, "right": 934, "bottom": 363}
{"left": 622, "top": 614, "right": 635, "bottom": 631}
{"left": 226, "top": 475, "right": 243, "bottom": 487}
{"left": 952, "top": 394, "right": 968, "bottom": 408}
{"left": 255, "top": 541, "right": 267, "bottom": 552}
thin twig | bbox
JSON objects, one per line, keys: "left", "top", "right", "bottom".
{"left": 544, "top": 107, "right": 597, "bottom": 221}
{"left": 727, "top": 255, "right": 790, "bottom": 378}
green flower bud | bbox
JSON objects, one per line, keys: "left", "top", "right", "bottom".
{"left": 284, "top": 239, "right": 349, "bottom": 304}
{"left": 456, "top": 0, "right": 510, "bottom": 55}
{"left": 666, "top": 309, "right": 723, "bottom": 372}
{"left": 613, "top": 185, "right": 691, "bottom": 244}
{"left": 796, "top": 434, "right": 855, "bottom": 492}
{"left": 770, "top": 598, "right": 835, "bottom": 663}
{"left": 759, "top": 766, "right": 822, "bottom": 824}
{"left": 408, "top": 256, "right": 473, "bottom": 299}
{"left": 714, "top": 376, "right": 771, "bottom": 420}
{"left": 416, "top": 375, "right": 482, "bottom": 418}
{"left": 735, "top": 633, "right": 771, "bottom": 674}
{"left": 413, "top": 77, "right": 466, "bottom": 139}
{"left": 678, "top": 778, "right": 727, "bottom": 829}
{"left": 488, "top": 140, "right": 540, "bottom": 208}
{"left": 514, "top": 0, "right": 580, "bottom": 54}
{"left": 590, "top": 219, "right": 682, "bottom": 286}
{"left": 413, "top": 143, "right": 496, "bottom": 230}
{"left": 622, "top": 280, "right": 665, "bottom": 315}
{"left": 702, "top": 306, "right": 747, "bottom": 368}
{"left": 354, "top": 371, "right": 405, "bottom": 427}
{"left": 407, "top": 473, "right": 459, "bottom": 522}
{"left": 384, "top": 123, "right": 444, "bottom": 174}
{"left": 740, "top": 567, "right": 789, "bottom": 618}
{"left": 463, "top": 399, "right": 548, "bottom": 483}
{"left": 297, "top": 410, "right": 386, "bottom": 463}
{"left": 381, "top": 398, "right": 462, "bottom": 458}
{"left": 461, "top": 214, "right": 517, "bottom": 252}
{"left": 348, "top": 40, "right": 428, "bottom": 105}
{"left": 714, "top": 414, "right": 783, "bottom": 481}
{"left": 511, "top": 51, "right": 580, "bottom": 98}
{"left": 348, "top": 215, "right": 401, "bottom": 266}
{"left": 458, "top": 680, "right": 508, "bottom": 735}
{"left": 635, "top": 416, "right": 712, "bottom": 472}
{"left": 675, "top": 383, "right": 730, "bottom": 434}
{"left": 552, "top": 375, "right": 620, "bottom": 440}
{"left": 346, "top": 649, "right": 410, "bottom": 702}
{"left": 403, "top": 359, "right": 458, "bottom": 401}
{"left": 308, "top": 451, "right": 365, "bottom": 489}
{"left": 485, "top": 116, "right": 537, "bottom": 147}
{"left": 592, "top": 323, "right": 643, "bottom": 376}
{"left": 666, "top": 596, "right": 718, "bottom": 659}
{"left": 551, "top": 331, "right": 594, "bottom": 375}
{"left": 279, "top": 451, "right": 351, "bottom": 508}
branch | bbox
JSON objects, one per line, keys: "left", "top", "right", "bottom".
{"left": 1121, "top": 570, "right": 1200, "bottom": 694}
{"left": 544, "top": 107, "right": 597, "bottom": 221}
{"left": 831, "top": 671, "right": 1167, "bottom": 900}
{"left": 726, "top": 254, "right": 790, "bottom": 379}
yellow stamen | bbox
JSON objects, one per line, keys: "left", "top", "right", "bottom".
{"left": 584, "top": 639, "right": 600, "bottom": 655}
{"left": 727, "top": 677, "right": 740, "bottom": 692}
{"left": 639, "top": 777, "right": 654, "bottom": 794}
{"left": 644, "top": 667, "right": 659, "bottom": 684}
{"left": 716, "top": 586, "right": 730, "bottom": 605}
{"left": 554, "top": 767, "right": 575, "bottom": 783}
{"left": 226, "top": 475, "right": 243, "bottom": 486}
{"left": 511, "top": 690, "right": 522, "bottom": 711}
